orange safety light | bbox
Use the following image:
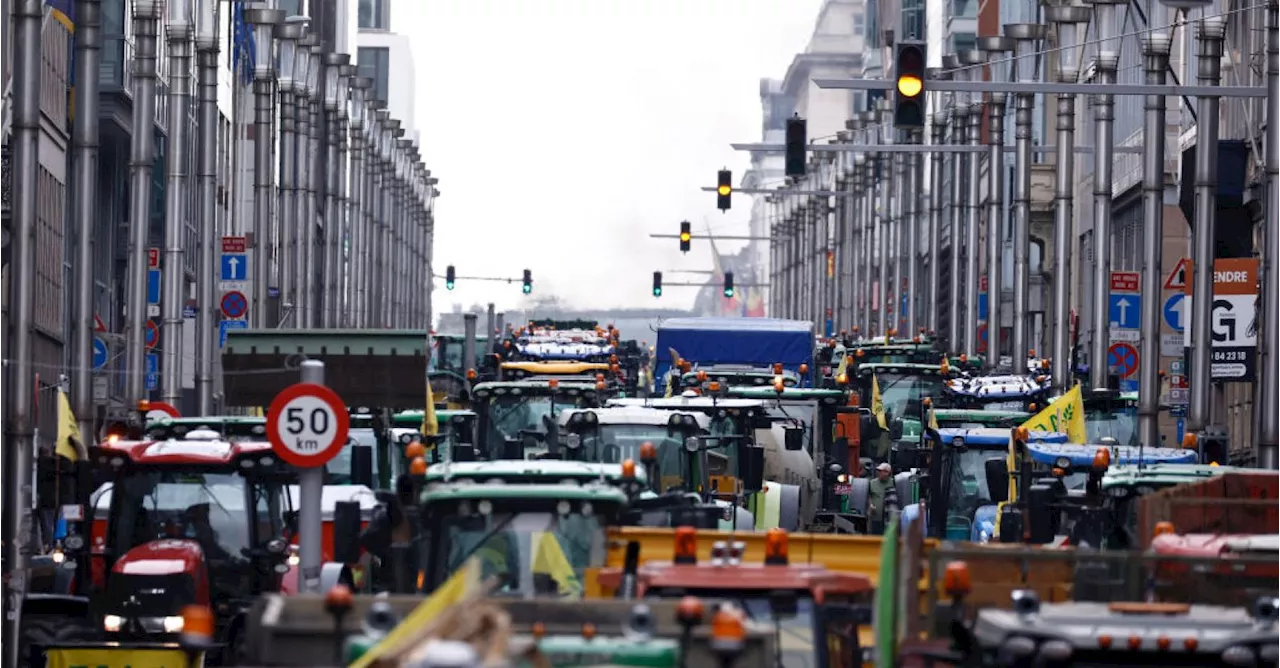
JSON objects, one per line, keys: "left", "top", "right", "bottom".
{"left": 1013, "top": 426, "right": 1030, "bottom": 443}
{"left": 1028, "top": 403, "right": 1038, "bottom": 412}
{"left": 1092, "top": 448, "right": 1111, "bottom": 470}
{"left": 1157, "top": 636, "right": 1171, "bottom": 651}
{"left": 180, "top": 604, "right": 216, "bottom": 640}
{"left": 531, "top": 622, "right": 546, "bottom": 640}
{"left": 325, "top": 584, "right": 354, "bottom": 613}
{"left": 639, "top": 442, "right": 658, "bottom": 463}
{"left": 404, "top": 442, "right": 427, "bottom": 460}
{"left": 466, "top": 368, "right": 477, "bottom": 380}
{"left": 595, "top": 381, "right": 607, "bottom": 391}
{"left": 1153, "top": 521, "right": 1176, "bottom": 538}
{"left": 548, "top": 378, "right": 560, "bottom": 389}
{"left": 1127, "top": 636, "right": 1142, "bottom": 650}
{"left": 772, "top": 362, "right": 783, "bottom": 375}
{"left": 772, "top": 376, "right": 785, "bottom": 394}
{"left": 1183, "top": 637, "right": 1198, "bottom": 651}
{"left": 708, "top": 381, "right": 721, "bottom": 393}
{"left": 763, "top": 528, "right": 789, "bottom": 565}
{"left": 855, "top": 348, "right": 865, "bottom": 358}
{"left": 697, "top": 370, "right": 708, "bottom": 382}
{"left": 1052, "top": 467, "right": 1066, "bottom": 477}
{"left": 676, "top": 596, "right": 705, "bottom": 625}
{"left": 673, "top": 526, "right": 698, "bottom": 564}
{"left": 620, "top": 458, "right": 637, "bottom": 480}
{"left": 581, "top": 623, "right": 597, "bottom": 640}
{"left": 1098, "top": 635, "right": 1113, "bottom": 649}
{"left": 409, "top": 456, "right": 428, "bottom": 476}
{"left": 798, "top": 363, "right": 809, "bottom": 375}
{"left": 610, "top": 354, "right": 619, "bottom": 364}
{"left": 595, "top": 373, "right": 605, "bottom": 382}
{"left": 958, "top": 353, "right": 968, "bottom": 363}
{"left": 942, "top": 561, "right": 972, "bottom": 597}
{"left": 835, "top": 373, "right": 848, "bottom": 385}
{"left": 1182, "top": 432, "right": 1198, "bottom": 449}
{"left": 709, "top": 607, "right": 746, "bottom": 649}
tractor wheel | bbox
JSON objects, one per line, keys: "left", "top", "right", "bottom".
{"left": 19, "top": 615, "right": 93, "bottom": 667}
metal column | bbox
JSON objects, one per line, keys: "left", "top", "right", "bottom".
{"left": 3, "top": 1, "right": 44, "bottom": 661}
{"left": 1137, "top": 32, "right": 1171, "bottom": 448}
{"left": 160, "top": 6, "right": 193, "bottom": 405}
{"left": 1008, "top": 24, "right": 1046, "bottom": 367}
{"left": 890, "top": 151, "right": 905, "bottom": 333}
{"left": 986, "top": 87, "right": 1008, "bottom": 368}
{"left": 336, "top": 67, "right": 354, "bottom": 325}
{"left": 247, "top": 9, "right": 282, "bottom": 327}
{"left": 928, "top": 112, "right": 945, "bottom": 336}
{"left": 962, "top": 53, "right": 984, "bottom": 356}
{"left": 125, "top": 1, "right": 162, "bottom": 404}
{"left": 1260, "top": 0, "right": 1280, "bottom": 468}
{"left": 1187, "top": 17, "right": 1226, "bottom": 432}
{"left": 194, "top": 10, "right": 220, "bottom": 414}
{"left": 1088, "top": 0, "right": 1123, "bottom": 390}
{"left": 904, "top": 133, "right": 920, "bottom": 335}
{"left": 348, "top": 78, "right": 371, "bottom": 327}
{"left": 948, "top": 86, "right": 966, "bottom": 351}
{"left": 72, "top": 0, "right": 103, "bottom": 440}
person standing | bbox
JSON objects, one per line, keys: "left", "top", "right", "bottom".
{"left": 868, "top": 462, "right": 894, "bottom": 535}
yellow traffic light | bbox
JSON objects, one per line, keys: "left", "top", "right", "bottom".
{"left": 679, "top": 232, "right": 691, "bottom": 243}
{"left": 897, "top": 74, "right": 923, "bottom": 98}
{"left": 717, "top": 184, "right": 732, "bottom": 197}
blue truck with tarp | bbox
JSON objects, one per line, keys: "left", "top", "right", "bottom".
{"left": 651, "top": 317, "right": 816, "bottom": 394}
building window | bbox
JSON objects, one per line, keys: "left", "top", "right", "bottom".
{"left": 359, "top": 0, "right": 389, "bottom": 30}
{"left": 357, "top": 47, "right": 390, "bottom": 105}
{"left": 277, "top": 0, "right": 302, "bottom": 16}
{"left": 852, "top": 11, "right": 865, "bottom": 35}
{"left": 951, "top": 32, "right": 976, "bottom": 54}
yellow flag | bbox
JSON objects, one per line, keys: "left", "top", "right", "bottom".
{"left": 350, "top": 559, "right": 481, "bottom": 668}
{"left": 55, "top": 389, "right": 81, "bottom": 461}
{"left": 834, "top": 348, "right": 850, "bottom": 380}
{"left": 927, "top": 407, "right": 939, "bottom": 432}
{"left": 532, "top": 532, "right": 581, "bottom": 597}
{"left": 422, "top": 380, "right": 439, "bottom": 437}
{"left": 871, "top": 374, "right": 888, "bottom": 430}
{"left": 1019, "top": 384, "right": 1087, "bottom": 443}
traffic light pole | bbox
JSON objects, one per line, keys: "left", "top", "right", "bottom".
{"left": 732, "top": 142, "right": 1146, "bottom": 155}
{"left": 649, "top": 233, "right": 772, "bottom": 241}
{"left": 811, "top": 77, "right": 1266, "bottom": 98}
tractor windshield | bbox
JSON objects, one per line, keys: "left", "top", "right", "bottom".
{"left": 871, "top": 373, "right": 947, "bottom": 420}
{"left": 579, "top": 425, "right": 686, "bottom": 468}
{"left": 484, "top": 394, "right": 587, "bottom": 444}
{"left": 440, "top": 510, "right": 606, "bottom": 598}
{"left": 945, "top": 449, "right": 998, "bottom": 523}
{"left": 1085, "top": 405, "right": 1138, "bottom": 446}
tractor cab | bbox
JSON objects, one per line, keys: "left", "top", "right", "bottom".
{"left": 471, "top": 379, "right": 605, "bottom": 460}
{"left": 596, "top": 527, "right": 875, "bottom": 668}
{"left": 554, "top": 407, "right": 710, "bottom": 484}
{"left": 88, "top": 430, "right": 295, "bottom": 650}
{"left": 1081, "top": 389, "right": 1141, "bottom": 446}
{"left": 853, "top": 363, "right": 949, "bottom": 460}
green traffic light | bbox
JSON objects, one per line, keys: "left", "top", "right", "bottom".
{"left": 522, "top": 284, "right": 532, "bottom": 294}
{"left": 446, "top": 281, "right": 455, "bottom": 291}
{"left": 723, "top": 289, "right": 734, "bottom": 298}
{"left": 653, "top": 288, "right": 662, "bottom": 297}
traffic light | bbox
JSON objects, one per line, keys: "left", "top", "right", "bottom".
{"left": 522, "top": 269, "right": 532, "bottom": 294}
{"left": 785, "top": 115, "right": 806, "bottom": 177}
{"left": 445, "top": 265, "right": 456, "bottom": 290}
{"left": 894, "top": 40, "right": 927, "bottom": 129}
{"left": 717, "top": 170, "right": 732, "bottom": 211}
{"left": 679, "top": 221, "right": 691, "bottom": 253}
{"left": 723, "top": 272, "right": 735, "bottom": 298}
{"left": 652, "top": 271, "right": 663, "bottom": 297}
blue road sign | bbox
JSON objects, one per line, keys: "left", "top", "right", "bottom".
{"left": 900, "top": 293, "right": 908, "bottom": 319}
{"left": 978, "top": 293, "right": 988, "bottom": 320}
{"left": 220, "top": 253, "right": 247, "bottom": 281}
{"left": 147, "top": 269, "right": 161, "bottom": 304}
{"left": 145, "top": 353, "right": 159, "bottom": 391}
{"left": 92, "top": 337, "right": 109, "bottom": 371}
{"left": 1108, "top": 293, "right": 1141, "bottom": 329}
{"left": 1163, "top": 293, "right": 1187, "bottom": 332}
{"left": 219, "top": 319, "right": 248, "bottom": 348}
{"left": 1120, "top": 379, "right": 1139, "bottom": 392}
{"left": 220, "top": 291, "right": 248, "bottom": 319}
{"left": 183, "top": 303, "right": 197, "bottom": 319}
{"left": 1176, "top": 417, "right": 1186, "bottom": 445}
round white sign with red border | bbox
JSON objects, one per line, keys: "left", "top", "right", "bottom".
{"left": 143, "top": 401, "right": 181, "bottom": 422}
{"left": 266, "top": 382, "right": 350, "bottom": 468}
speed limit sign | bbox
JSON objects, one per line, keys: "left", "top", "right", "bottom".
{"left": 265, "top": 382, "right": 350, "bottom": 468}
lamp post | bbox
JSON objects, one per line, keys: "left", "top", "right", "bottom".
{"left": 194, "top": 0, "right": 220, "bottom": 413}
{"left": 1136, "top": 30, "right": 1172, "bottom": 450}
{"left": 274, "top": 17, "right": 305, "bottom": 327}
{"left": 4, "top": 0, "right": 45, "bottom": 660}
{"left": 245, "top": 7, "right": 283, "bottom": 327}
{"left": 300, "top": 38, "right": 322, "bottom": 328}
{"left": 125, "top": 0, "right": 163, "bottom": 406}
{"left": 1186, "top": 15, "right": 1227, "bottom": 434}
{"left": 321, "top": 52, "right": 350, "bottom": 327}
{"left": 859, "top": 110, "right": 877, "bottom": 336}
{"left": 980, "top": 36, "right": 1013, "bottom": 369}
{"left": 337, "top": 64, "right": 356, "bottom": 326}
{"left": 1006, "top": 22, "right": 1047, "bottom": 367}
{"left": 1044, "top": 2, "right": 1091, "bottom": 392}
{"left": 160, "top": 0, "right": 194, "bottom": 405}
{"left": 944, "top": 54, "right": 965, "bottom": 351}
{"left": 958, "top": 48, "right": 987, "bottom": 357}
{"left": 71, "top": 0, "right": 104, "bottom": 440}
{"left": 348, "top": 76, "right": 371, "bottom": 327}
{"left": 1087, "top": 0, "right": 1125, "bottom": 390}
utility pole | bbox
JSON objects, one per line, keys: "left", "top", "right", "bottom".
{"left": 1008, "top": 24, "right": 1045, "bottom": 366}
{"left": 1260, "top": 0, "right": 1280, "bottom": 469}
{"left": 3, "top": 1, "right": 44, "bottom": 662}
{"left": 982, "top": 38, "right": 1012, "bottom": 369}
{"left": 195, "top": 0, "right": 222, "bottom": 414}
{"left": 1089, "top": 0, "right": 1124, "bottom": 390}
{"left": 1137, "top": 31, "right": 1172, "bottom": 450}
{"left": 125, "top": 0, "right": 162, "bottom": 406}
{"left": 161, "top": 0, "right": 194, "bottom": 406}
{"left": 1187, "top": 16, "right": 1226, "bottom": 434}
{"left": 72, "top": 0, "right": 103, "bottom": 442}
{"left": 247, "top": 8, "right": 283, "bottom": 328}
{"left": 1046, "top": 4, "right": 1091, "bottom": 392}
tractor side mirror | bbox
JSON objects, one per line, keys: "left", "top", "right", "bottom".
{"left": 350, "top": 444, "right": 374, "bottom": 488}
{"left": 984, "top": 458, "right": 1009, "bottom": 505}
{"left": 888, "top": 419, "right": 905, "bottom": 441}
{"left": 332, "top": 501, "right": 362, "bottom": 565}
{"left": 451, "top": 443, "right": 477, "bottom": 462}
{"left": 739, "top": 445, "right": 766, "bottom": 493}
{"left": 784, "top": 427, "right": 804, "bottom": 451}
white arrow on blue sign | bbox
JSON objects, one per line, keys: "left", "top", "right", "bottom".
{"left": 92, "top": 337, "right": 109, "bottom": 371}
{"left": 1163, "top": 293, "right": 1187, "bottom": 332}
{"left": 221, "top": 254, "right": 247, "bottom": 281}
{"left": 1108, "top": 293, "right": 1141, "bottom": 329}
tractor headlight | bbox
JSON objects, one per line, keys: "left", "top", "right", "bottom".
{"left": 103, "top": 615, "right": 124, "bottom": 632}
{"left": 684, "top": 437, "right": 700, "bottom": 453}
{"left": 1054, "top": 456, "right": 1071, "bottom": 469}
{"left": 566, "top": 433, "right": 582, "bottom": 449}
{"left": 162, "top": 616, "right": 185, "bottom": 633}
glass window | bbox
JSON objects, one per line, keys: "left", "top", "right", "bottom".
{"left": 357, "top": 47, "right": 390, "bottom": 105}
{"left": 277, "top": 0, "right": 302, "bottom": 16}
{"left": 579, "top": 424, "right": 689, "bottom": 491}
{"left": 358, "top": 0, "right": 388, "bottom": 30}
{"left": 109, "top": 470, "right": 253, "bottom": 563}
{"left": 868, "top": 373, "right": 947, "bottom": 421}
{"left": 483, "top": 394, "right": 587, "bottom": 445}
{"left": 440, "top": 510, "right": 606, "bottom": 598}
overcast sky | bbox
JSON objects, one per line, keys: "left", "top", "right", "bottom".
{"left": 397, "top": 0, "right": 824, "bottom": 318}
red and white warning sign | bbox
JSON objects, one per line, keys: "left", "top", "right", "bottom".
{"left": 1164, "top": 257, "right": 1190, "bottom": 291}
{"left": 266, "top": 382, "right": 350, "bottom": 468}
